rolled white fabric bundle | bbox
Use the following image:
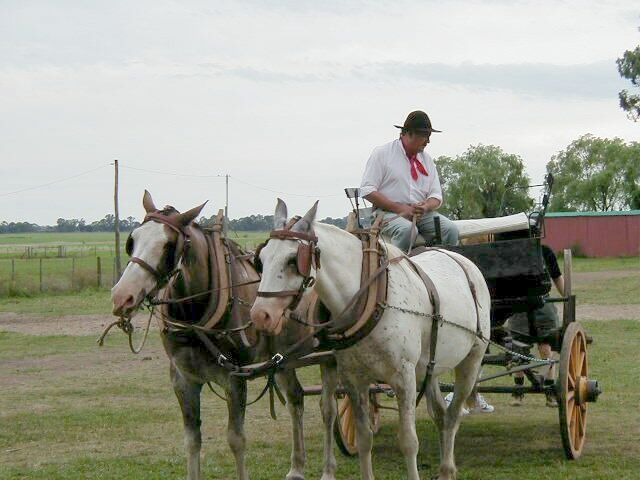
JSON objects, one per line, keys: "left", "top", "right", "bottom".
{"left": 452, "top": 212, "right": 530, "bottom": 239}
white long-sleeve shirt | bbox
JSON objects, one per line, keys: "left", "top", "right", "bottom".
{"left": 359, "top": 139, "right": 443, "bottom": 205}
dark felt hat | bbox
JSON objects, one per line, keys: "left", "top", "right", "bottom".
{"left": 394, "top": 110, "right": 442, "bottom": 133}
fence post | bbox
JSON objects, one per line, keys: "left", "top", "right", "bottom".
{"left": 39, "top": 258, "right": 43, "bottom": 293}
{"left": 11, "top": 259, "right": 15, "bottom": 283}
{"left": 71, "top": 257, "right": 76, "bottom": 290}
{"left": 97, "top": 256, "right": 102, "bottom": 288}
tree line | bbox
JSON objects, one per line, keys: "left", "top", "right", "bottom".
{"left": 2, "top": 134, "right": 638, "bottom": 233}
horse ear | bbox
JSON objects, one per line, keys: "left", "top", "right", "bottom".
{"left": 143, "top": 190, "right": 157, "bottom": 213}
{"left": 274, "top": 198, "right": 287, "bottom": 229}
{"left": 179, "top": 201, "right": 208, "bottom": 226}
{"left": 293, "top": 200, "right": 319, "bottom": 233}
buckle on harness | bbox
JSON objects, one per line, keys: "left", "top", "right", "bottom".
{"left": 271, "top": 353, "right": 284, "bottom": 365}
{"left": 217, "top": 354, "right": 228, "bottom": 367}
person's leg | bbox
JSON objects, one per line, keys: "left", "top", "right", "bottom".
{"left": 378, "top": 211, "right": 416, "bottom": 251}
{"left": 416, "top": 211, "right": 459, "bottom": 246}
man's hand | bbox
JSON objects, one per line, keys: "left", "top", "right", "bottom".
{"left": 412, "top": 198, "right": 441, "bottom": 215}
{"left": 397, "top": 204, "right": 416, "bottom": 220}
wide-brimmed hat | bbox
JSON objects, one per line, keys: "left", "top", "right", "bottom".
{"left": 394, "top": 110, "right": 442, "bottom": 134}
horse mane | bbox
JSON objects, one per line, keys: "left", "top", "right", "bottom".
{"left": 313, "top": 221, "right": 405, "bottom": 259}
{"left": 158, "top": 205, "right": 180, "bottom": 216}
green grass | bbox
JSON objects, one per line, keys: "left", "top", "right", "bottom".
{"left": 0, "top": 321, "right": 638, "bottom": 479}
{"left": 0, "top": 256, "right": 118, "bottom": 297}
{"left": 570, "top": 256, "right": 639, "bottom": 273}
{"left": 574, "top": 275, "right": 640, "bottom": 305}
{"left": 0, "top": 289, "right": 112, "bottom": 316}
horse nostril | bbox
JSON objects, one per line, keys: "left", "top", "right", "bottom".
{"left": 251, "top": 309, "right": 271, "bottom": 330}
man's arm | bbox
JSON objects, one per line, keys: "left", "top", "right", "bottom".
{"left": 553, "top": 275, "right": 565, "bottom": 296}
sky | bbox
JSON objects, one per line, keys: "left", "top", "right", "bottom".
{"left": 1, "top": 0, "right": 638, "bottom": 225}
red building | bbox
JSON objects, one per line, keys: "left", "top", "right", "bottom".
{"left": 543, "top": 210, "right": 640, "bottom": 258}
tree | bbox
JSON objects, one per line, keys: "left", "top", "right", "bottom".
{"left": 547, "top": 135, "right": 640, "bottom": 211}
{"left": 436, "top": 145, "right": 533, "bottom": 220}
{"left": 617, "top": 37, "right": 640, "bottom": 121}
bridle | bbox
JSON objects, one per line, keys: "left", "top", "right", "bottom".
{"left": 254, "top": 218, "right": 321, "bottom": 312}
{"left": 126, "top": 211, "right": 191, "bottom": 291}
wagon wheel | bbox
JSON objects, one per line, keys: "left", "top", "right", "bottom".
{"left": 334, "top": 391, "right": 381, "bottom": 457}
{"left": 557, "top": 322, "right": 600, "bottom": 459}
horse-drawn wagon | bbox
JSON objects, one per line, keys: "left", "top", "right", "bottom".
{"left": 109, "top": 175, "right": 601, "bottom": 480}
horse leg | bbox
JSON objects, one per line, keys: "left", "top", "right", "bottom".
{"left": 275, "top": 370, "right": 306, "bottom": 480}
{"left": 390, "top": 362, "right": 420, "bottom": 480}
{"left": 437, "top": 343, "right": 485, "bottom": 480}
{"left": 319, "top": 363, "right": 338, "bottom": 480}
{"left": 226, "top": 376, "right": 249, "bottom": 480}
{"left": 171, "top": 364, "right": 203, "bottom": 480}
{"left": 343, "top": 376, "right": 375, "bottom": 480}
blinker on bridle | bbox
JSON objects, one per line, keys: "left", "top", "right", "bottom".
{"left": 126, "top": 211, "right": 192, "bottom": 290}
{"left": 255, "top": 218, "right": 321, "bottom": 312}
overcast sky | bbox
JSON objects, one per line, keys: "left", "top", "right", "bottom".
{"left": 1, "top": 0, "right": 638, "bottom": 225}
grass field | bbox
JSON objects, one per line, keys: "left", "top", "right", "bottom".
{"left": 0, "top": 321, "right": 638, "bottom": 480}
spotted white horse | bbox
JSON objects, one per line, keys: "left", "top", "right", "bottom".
{"left": 251, "top": 200, "right": 491, "bottom": 480}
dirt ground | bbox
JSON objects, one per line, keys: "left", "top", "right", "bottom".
{"left": 0, "top": 269, "right": 637, "bottom": 336}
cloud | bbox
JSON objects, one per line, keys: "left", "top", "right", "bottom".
{"left": 180, "top": 59, "right": 626, "bottom": 100}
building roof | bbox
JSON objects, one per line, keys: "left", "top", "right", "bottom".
{"left": 546, "top": 210, "right": 640, "bottom": 218}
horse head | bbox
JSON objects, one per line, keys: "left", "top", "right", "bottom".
{"left": 111, "top": 190, "right": 207, "bottom": 317}
{"left": 251, "top": 198, "right": 319, "bottom": 334}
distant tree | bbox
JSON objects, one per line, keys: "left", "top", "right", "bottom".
{"left": 547, "top": 135, "right": 640, "bottom": 211}
{"left": 436, "top": 145, "right": 533, "bottom": 220}
{"left": 617, "top": 35, "right": 640, "bottom": 121}
{"left": 319, "top": 216, "right": 347, "bottom": 229}
{"left": 0, "top": 221, "right": 41, "bottom": 233}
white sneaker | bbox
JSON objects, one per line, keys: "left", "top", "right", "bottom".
{"left": 469, "top": 394, "right": 494, "bottom": 414}
{"left": 444, "top": 392, "right": 469, "bottom": 416}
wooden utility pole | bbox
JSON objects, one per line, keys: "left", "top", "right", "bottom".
{"left": 224, "top": 174, "right": 229, "bottom": 233}
{"left": 114, "top": 159, "right": 122, "bottom": 278}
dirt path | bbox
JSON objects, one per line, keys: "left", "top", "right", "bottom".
{"left": 0, "top": 305, "right": 638, "bottom": 337}
{"left": 1, "top": 269, "right": 638, "bottom": 336}
{"left": 0, "top": 312, "right": 160, "bottom": 336}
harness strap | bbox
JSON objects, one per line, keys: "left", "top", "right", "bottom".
{"left": 201, "top": 210, "right": 232, "bottom": 329}
{"left": 129, "top": 257, "right": 162, "bottom": 279}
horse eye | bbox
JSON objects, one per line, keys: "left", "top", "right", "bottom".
{"left": 287, "top": 257, "right": 297, "bottom": 268}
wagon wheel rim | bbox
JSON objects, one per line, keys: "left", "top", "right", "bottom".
{"left": 333, "top": 392, "right": 381, "bottom": 456}
{"left": 334, "top": 395, "right": 358, "bottom": 456}
{"left": 558, "top": 322, "right": 588, "bottom": 459}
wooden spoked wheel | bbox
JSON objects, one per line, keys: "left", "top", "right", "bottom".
{"left": 334, "top": 392, "right": 381, "bottom": 457}
{"left": 558, "top": 322, "right": 589, "bottom": 459}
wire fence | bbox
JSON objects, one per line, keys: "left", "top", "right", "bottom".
{"left": 0, "top": 235, "right": 267, "bottom": 298}
{"left": 0, "top": 256, "right": 120, "bottom": 297}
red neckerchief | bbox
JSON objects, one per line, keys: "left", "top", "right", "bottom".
{"left": 408, "top": 154, "right": 428, "bottom": 181}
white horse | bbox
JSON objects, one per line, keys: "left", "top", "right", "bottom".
{"left": 250, "top": 200, "right": 491, "bottom": 480}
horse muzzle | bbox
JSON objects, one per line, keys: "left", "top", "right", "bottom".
{"left": 250, "top": 301, "right": 287, "bottom": 335}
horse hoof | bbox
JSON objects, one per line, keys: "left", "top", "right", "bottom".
{"left": 285, "top": 474, "right": 304, "bottom": 480}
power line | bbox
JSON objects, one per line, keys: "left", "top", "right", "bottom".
{"left": 0, "top": 164, "right": 109, "bottom": 197}
{"left": 119, "top": 163, "right": 341, "bottom": 198}
{"left": 118, "top": 164, "right": 227, "bottom": 178}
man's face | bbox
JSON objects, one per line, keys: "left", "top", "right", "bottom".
{"left": 404, "top": 131, "right": 430, "bottom": 155}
